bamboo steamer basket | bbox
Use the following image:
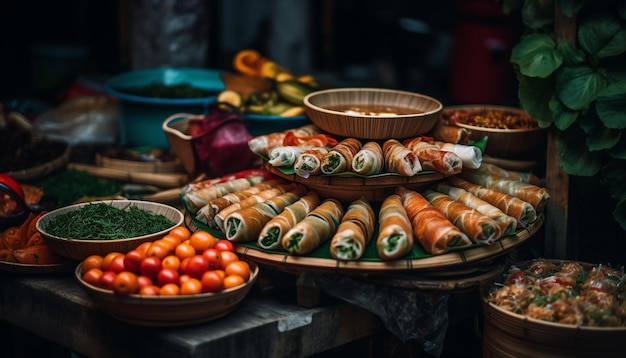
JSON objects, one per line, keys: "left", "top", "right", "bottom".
{"left": 481, "top": 259, "right": 626, "bottom": 358}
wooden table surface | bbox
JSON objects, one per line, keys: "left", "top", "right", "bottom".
{"left": 0, "top": 270, "right": 382, "bottom": 358}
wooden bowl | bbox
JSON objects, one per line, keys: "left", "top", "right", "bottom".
{"left": 303, "top": 88, "right": 442, "bottom": 139}
{"left": 37, "top": 200, "right": 184, "bottom": 261}
{"left": 442, "top": 105, "right": 547, "bottom": 159}
{"left": 75, "top": 261, "right": 259, "bottom": 327}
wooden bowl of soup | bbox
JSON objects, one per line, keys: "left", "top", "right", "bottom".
{"left": 303, "top": 88, "right": 442, "bottom": 139}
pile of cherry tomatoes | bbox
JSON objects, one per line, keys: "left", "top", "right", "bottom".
{"left": 79, "top": 226, "right": 253, "bottom": 296}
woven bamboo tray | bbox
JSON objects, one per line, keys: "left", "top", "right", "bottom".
{"left": 4, "top": 139, "right": 71, "bottom": 181}
{"left": 262, "top": 161, "right": 448, "bottom": 202}
{"left": 95, "top": 152, "right": 183, "bottom": 174}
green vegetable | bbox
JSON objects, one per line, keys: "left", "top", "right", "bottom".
{"left": 34, "top": 169, "right": 122, "bottom": 207}
{"left": 45, "top": 202, "right": 174, "bottom": 240}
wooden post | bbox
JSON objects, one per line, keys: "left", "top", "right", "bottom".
{"left": 544, "top": 6, "right": 577, "bottom": 258}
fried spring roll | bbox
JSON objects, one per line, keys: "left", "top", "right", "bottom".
{"left": 433, "top": 141, "right": 482, "bottom": 169}
{"left": 183, "top": 176, "right": 266, "bottom": 212}
{"left": 330, "top": 197, "right": 375, "bottom": 260}
{"left": 248, "top": 124, "right": 320, "bottom": 157}
{"left": 321, "top": 138, "right": 362, "bottom": 174}
{"left": 476, "top": 163, "right": 542, "bottom": 186}
{"left": 257, "top": 192, "right": 320, "bottom": 251}
{"left": 397, "top": 187, "right": 472, "bottom": 255}
{"left": 352, "top": 141, "right": 385, "bottom": 175}
{"left": 268, "top": 146, "right": 311, "bottom": 167}
{"left": 282, "top": 198, "right": 344, "bottom": 255}
{"left": 403, "top": 137, "right": 463, "bottom": 175}
{"left": 293, "top": 147, "right": 329, "bottom": 178}
{"left": 383, "top": 139, "right": 422, "bottom": 176}
{"left": 429, "top": 121, "right": 471, "bottom": 144}
{"left": 376, "top": 194, "right": 414, "bottom": 260}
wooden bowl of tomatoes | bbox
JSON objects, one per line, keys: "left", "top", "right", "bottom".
{"left": 75, "top": 226, "right": 259, "bottom": 327}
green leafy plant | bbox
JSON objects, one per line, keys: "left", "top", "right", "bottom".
{"left": 503, "top": 0, "right": 626, "bottom": 229}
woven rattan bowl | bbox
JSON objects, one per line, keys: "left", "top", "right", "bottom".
{"left": 37, "top": 200, "right": 184, "bottom": 261}
{"left": 303, "top": 88, "right": 443, "bottom": 139}
{"left": 75, "top": 261, "right": 259, "bottom": 326}
{"left": 441, "top": 105, "right": 547, "bottom": 159}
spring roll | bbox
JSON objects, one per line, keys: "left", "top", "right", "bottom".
{"left": 330, "top": 197, "right": 375, "bottom": 260}
{"left": 397, "top": 187, "right": 472, "bottom": 255}
{"left": 446, "top": 176, "right": 537, "bottom": 228}
{"left": 459, "top": 170, "right": 550, "bottom": 212}
{"left": 321, "top": 138, "right": 362, "bottom": 174}
{"left": 214, "top": 183, "right": 298, "bottom": 231}
{"left": 248, "top": 124, "right": 320, "bottom": 157}
{"left": 476, "top": 163, "right": 542, "bottom": 186}
{"left": 183, "top": 176, "right": 266, "bottom": 212}
{"left": 433, "top": 141, "right": 482, "bottom": 169}
{"left": 293, "top": 147, "right": 329, "bottom": 178}
{"left": 268, "top": 146, "right": 311, "bottom": 167}
{"left": 282, "top": 198, "right": 344, "bottom": 255}
{"left": 435, "top": 182, "right": 517, "bottom": 237}
{"left": 382, "top": 139, "right": 422, "bottom": 176}
{"left": 351, "top": 141, "right": 384, "bottom": 176}
{"left": 224, "top": 186, "right": 307, "bottom": 242}
{"left": 423, "top": 190, "right": 500, "bottom": 244}
{"left": 194, "top": 180, "right": 282, "bottom": 226}
{"left": 376, "top": 194, "right": 414, "bottom": 260}
{"left": 429, "top": 121, "right": 471, "bottom": 144}
{"left": 257, "top": 192, "right": 320, "bottom": 251}
{"left": 403, "top": 137, "right": 463, "bottom": 175}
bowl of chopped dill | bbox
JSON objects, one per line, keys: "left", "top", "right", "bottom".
{"left": 36, "top": 200, "right": 184, "bottom": 260}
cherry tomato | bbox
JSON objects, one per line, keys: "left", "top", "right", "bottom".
{"left": 202, "top": 248, "right": 222, "bottom": 270}
{"left": 159, "top": 283, "right": 180, "bottom": 296}
{"left": 179, "top": 274, "right": 192, "bottom": 285}
{"left": 175, "top": 242, "right": 196, "bottom": 260}
{"left": 146, "top": 241, "right": 170, "bottom": 259}
{"left": 182, "top": 255, "right": 209, "bottom": 279}
{"left": 82, "top": 268, "right": 103, "bottom": 287}
{"left": 223, "top": 274, "right": 245, "bottom": 289}
{"left": 98, "top": 271, "right": 117, "bottom": 290}
{"left": 102, "top": 252, "right": 124, "bottom": 271}
{"left": 123, "top": 249, "right": 146, "bottom": 274}
{"left": 161, "top": 255, "right": 181, "bottom": 271}
{"left": 220, "top": 251, "right": 239, "bottom": 269}
{"left": 160, "top": 235, "right": 182, "bottom": 249}
{"left": 108, "top": 255, "right": 126, "bottom": 274}
{"left": 137, "top": 275, "right": 154, "bottom": 290}
{"left": 180, "top": 278, "right": 202, "bottom": 295}
{"left": 169, "top": 226, "right": 191, "bottom": 242}
{"left": 113, "top": 271, "right": 139, "bottom": 295}
{"left": 81, "top": 255, "right": 104, "bottom": 274}
{"left": 225, "top": 261, "right": 251, "bottom": 282}
{"left": 201, "top": 270, "right": 224, "bottom": 293}
{"left": 135, "top": 242, "right": 152, "bottom": 255}
{"left": 157, "top": 268, "right": 180, "bottom": 287}
{"left": 140, "top": 256, "right": 162, "bottom": 280}
{"left": 214, "top": 240, "right": 235, "bottom": 252}
{"left": 139, "top": 285, "right": 160, "bottom": 296}
{"left": 189, "top": 230, "right": 217, "bottom": 254}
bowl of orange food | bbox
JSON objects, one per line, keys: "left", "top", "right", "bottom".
{"left": 303, "top": 87, "right": 443, "bottom": 140}
{"left": 441, "top": 105, "right": 547, "bottom": 159}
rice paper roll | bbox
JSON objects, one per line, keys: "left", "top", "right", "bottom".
{"left": 423, "top": 189, "right": 500, "bottom": 244}
{"left": 459, "top": 170, "right": 550, "bottom": 212}
{"left": 294, "top": 147, "right": 329, "bottom": 178}
{"left": 429, "top": 121, "right": 471, "bottom": 144}
{"left": 376, "top": 194, "right": 414, "bottom": 260}
{"left": 476, "top": 163, "right": 542, "bottom": 186}
{"left": 433, "top": 141, "right": 482, "bottom": 169}
{"left": 352, "top": 141, "right": 384, "bottom": 175}
{"left": 183, "top": 176, "right": 266, "bottom": 212}
{"left": 435, "top": 182, "right": 517, "bottom": 237}
{"left": 248, "top": 124, "right": 320, "bottom": 157}
{"left": 194, "top": 180, "right": 282, "bottom": 226}
{"left": 268, "top": 146, "right": 311, "bottom": 167}
{"left": 282, "top": 198, "right": 344, "bottom": 255}
{"left": 214, "top": 183, "right": 298, "bottom": 231}
{"left": 330, "top": 197, "right": 375, "bottom": 260}
{"left": 382, "top": 139, "right": 422, "bottom": 176}
{"left": 403, "top": 137, "right": 462, "bottom": 175}
{"left": 224, "top": 186, "right": 307, "bottom": 242}
{"left": 321, "top": 138, "right": 362, "bottom": 174}
{"left": 257, "top": 191, "right": 320, "bottom": 251}
{"left": 397, "top": 187, "right": 472, "bottom": 255}
{"left": 446, "top": 176, "right": 537, "bottom": 228}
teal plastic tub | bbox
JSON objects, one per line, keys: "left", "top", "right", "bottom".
{"left": 105, "top": 68, "right": 225, "bottom": 148}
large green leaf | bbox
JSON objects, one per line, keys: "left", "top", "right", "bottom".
{"left": 518, "top": 74, "right": 555, "bottom": 125}
{"left": 522, "top": 0, "right": 556, "bottom": 29}
{"left": 557, "top": 42, "right": 586, "bottom": 66}
{"left": 596, "top": 81, "right": 626, "bottom": 129}
{"left": 511, "top": 34, "right": 563, "bottom": 77}
{"left": 556, "top": 66, "right": 608, "bottom": 110}
{"left": 556, "top": 0, "right": 585, "bottom": 18}
{"left": 578, "top": 13, "right": 626, "bottom": 58}
{"left": 549, "top": 96, "right": 579, "bottom": 130}
{"left": 607, "top": 132, "right": 626, "bottom": 159}
{"left": 587, "top": 125, "right": 621, "bottom": 151}
{"left": 556, "top": 126, "right": 603, "bottom": 175}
